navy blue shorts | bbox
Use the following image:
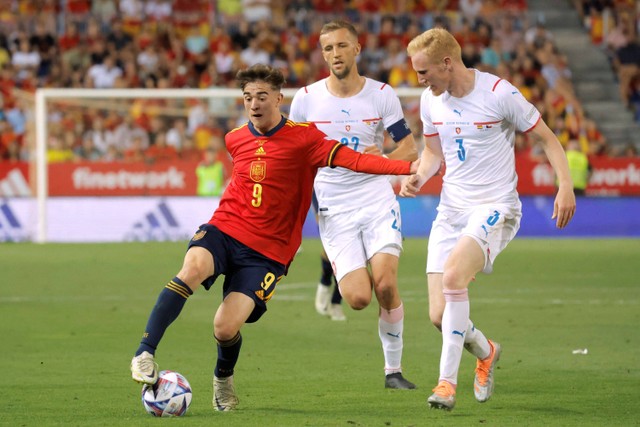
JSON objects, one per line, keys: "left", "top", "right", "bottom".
{"left": 187, "top": 224, "right": 286, "bottom": 323}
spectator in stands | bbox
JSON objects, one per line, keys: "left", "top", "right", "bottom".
{"left": 11, "top": 38, "right": 41, "bottom": 82}
{"left": 123, "top": 135, "right": 147, "bottom": 162}
{"left": 0, "top": 37, "right": 10, "bottom": 70}
{"left": 581, "top": 117, "right": 608, "bottom": 156}
{"left": 4, "top": 139, "right": 25, "bottom": 162}
{"left": 524, "top": 19, "right": 554, "bottom": 49}
{"left": 614, "top": 35, "right": 640, "bottom": 108}
{"left": 360, "top": 33, "right": 386, "bottom": 82}
{"left": 620, "top": 143, "right": 638, "bottom": 157}
{"left": 0, "top": 0, "right": 619, "bottom": 165}
{"left": 92, "top": 0, "right": 118, "bottom": 31}
{"left": 83, "top": 114, "right": 112, "bottom": 154}
{"left": 29, "top": 20, "right": 56, "bottom": 79}
{"left": 240, "top": 37, "right": 270, "bottom": 68}
{"left": 145, "top": 131, "right": 177, "bottom": 163}
{"left": 58, "top": 22, "right": 86, "bottom": 73}
{"left": 213, "top": 39, "right": 238, "bottom": 83}
{"left": 494, "top": 14, "right": 523, "bottom": 60}
{"left": 73, "top": 132, "right": 103, "bottom": 161}
{"left": 137, "top": 44, "right": 160, "bottom": 78}
{"left": 460, "top": 0, "right": 483, "bottom": 26}
{"left": 380, "top": 37, "right": 407, "bottom": 83}
{"left": 47, "top": 131, "right": 74, "bottom": 163}
{"left": 241, "top": 0, "right": 271, "bottom": 24}
{"left": 166, "top": 117, "right": 188, "bottom": 151}
{"left": 230, "top": 20, "right": 255, "bottom": 51}
{"left": 86, "top": 54, "right": 122, "bottom": 88}
{"left": 145, "top": 0, "right": 172, "bottom": 25}
{"left": 4, "top": 98, "right": 26, "bottom": 138}
{"left": 102, "top": 144, "right": 123, "bottom": 162}
{"left": 148, "top": 115, "right": 167, "bottom": 146}
{"left": 178, "top": 136, "right": 202, "bottom": 161}
{"left": 0, "top": 118, "right": 17, "bottom": 159}
{"left": 628, "top": 74, "right": 640, "bottom": 121}
{"left": 106, "top": 20, "right": 134, "bottom": 52}
{"left": 480, "top": 38, "right": 502, "bottom": 72}
{"left": 114, "top": 115, "right": 150, "bottom": 151}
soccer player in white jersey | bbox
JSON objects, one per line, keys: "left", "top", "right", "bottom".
{"left": 400, "top": 28, "right": 576, "bottom": 410}
{"left": 289, "top": 20, "right": 419, "bottom": 389}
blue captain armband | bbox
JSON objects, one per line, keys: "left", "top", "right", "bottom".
{"left": 387, "top": 118, "right": 412, "bottom": 142}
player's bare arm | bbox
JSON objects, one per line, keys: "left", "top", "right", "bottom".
{"left": 361, "top": 133, "right": 418, "bottom": 161}
{"left": 399, "top": 135, "right": 443, "bottom": 198}
{"left": 528, "top": 120, "right": 577, "bottom": 229}
{"left": 386, "top": 134, "right": 419, "bottom": 161}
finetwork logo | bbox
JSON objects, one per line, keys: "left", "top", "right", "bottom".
{"left": 0, "top": 169, "right": 31, "bottom": 196}
{"left": 124, "top": 200, "right": 191, "bottom": 242}
{"left": 0, "top": 200, "right": 29, "bottom": 242}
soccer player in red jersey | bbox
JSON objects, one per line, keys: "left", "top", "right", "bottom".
{"left": 130, "top": 64, "right": 418, "bottom": 411}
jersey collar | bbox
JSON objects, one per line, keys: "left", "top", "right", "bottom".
{"left": 248, "top": 115, "right": 287, "bottom": 137}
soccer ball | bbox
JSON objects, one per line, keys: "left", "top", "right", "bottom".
{"left": 141, "top": 370, "right": 192, "bottom": 417}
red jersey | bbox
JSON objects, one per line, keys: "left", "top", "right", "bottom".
{"left": 210, "top": 116, "right": 410, "bottom": 266}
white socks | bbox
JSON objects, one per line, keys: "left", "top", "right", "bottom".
{"left": 439, "top": 289, "right": 469, "bottom": 385}
{"left": 379, "top": 302, "right": 404, "bottom": 374}
{"left": 464, "top": 320, "right": 491, "bottom": 360}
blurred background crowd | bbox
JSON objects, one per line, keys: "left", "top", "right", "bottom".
{"left": 0, "top": 0, "right": 638, "bottom": 168}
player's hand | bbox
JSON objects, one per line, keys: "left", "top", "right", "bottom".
{"left": 552, "top": 185, "right": 576, "bottom": 228}
{"left": 399, "top": 173, "right": 422, "bottom": 198}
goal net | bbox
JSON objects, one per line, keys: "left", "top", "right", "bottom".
{"left": 1, "top": 87, "right": 423, "bottom": 243}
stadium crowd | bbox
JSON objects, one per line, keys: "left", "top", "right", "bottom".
{"left": 577, "top": 0, "right": 640, "bottom": 123}
{"left": 0, "top": 0, "right": 638, "bottom": 166}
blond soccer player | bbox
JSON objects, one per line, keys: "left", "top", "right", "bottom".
{"left": 400, "top": 28, "right": 576, "bottom": 410}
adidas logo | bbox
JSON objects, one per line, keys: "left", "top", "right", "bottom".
{"left": 255, "top": 146, "right": 266, "bottom": 156}
{"left": 124, "top": 200, "right": 191, "bottom": 242}
{"left": 0, "top": 169, "right": 31, "bottom": 197}
{"left": 0, "top": 200, "right": 28, "bottom": 242}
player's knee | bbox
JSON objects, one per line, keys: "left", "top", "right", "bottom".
{"left": 374, "top": 279, "right": 398, "bottom": 305}
{"left": 213, "top": 322, "right": 238, "bottom": 342}
{"left": 442, "top": 269, "right": 468, "bottom": 290}
{"left": 346, "top": 295, "right": 370, "bottom": 310}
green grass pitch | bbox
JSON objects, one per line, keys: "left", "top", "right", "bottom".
{"left": 1, "top": 238, "right": 639, "bottom": 426}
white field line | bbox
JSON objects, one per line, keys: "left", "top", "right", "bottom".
{"left": 1, "top": 280, "right": 637, "bottom": 305}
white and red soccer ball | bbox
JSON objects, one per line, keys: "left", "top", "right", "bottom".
{"left": 141, "top": 370, "right": 192, "bottom": 417}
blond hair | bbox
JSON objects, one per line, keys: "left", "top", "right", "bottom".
{"left": 407, "top": 28, "right": 462, "bottom": 63}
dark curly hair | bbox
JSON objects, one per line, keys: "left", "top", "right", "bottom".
{"left": 236, "top": 64, "right": 286, "bottom": 91}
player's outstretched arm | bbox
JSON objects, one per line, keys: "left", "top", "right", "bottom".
{"left": 399, "top": 135, "right": 443, "bottom": 198}
{"left": 331, "top": 144, "right": 416, "bottom": 175}
{"left": 529, "top": 120, "right": 576, "bottom": 228}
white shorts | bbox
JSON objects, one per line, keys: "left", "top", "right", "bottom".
{"left": 319, "top": 198, "right": 403, "bottom": 282}
{"left": 426, "top": 203, "right": 521, "bottom": 274}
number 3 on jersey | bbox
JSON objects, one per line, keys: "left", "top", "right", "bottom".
{"left": 455, "top": 138, "right": 466, "bottom": 161}
{"left": 251, "top": 183, "right": 262, "bottom": 207}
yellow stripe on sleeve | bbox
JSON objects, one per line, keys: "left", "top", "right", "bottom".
{"left": 327, "top": 142, "right": 342, "bottom": 167}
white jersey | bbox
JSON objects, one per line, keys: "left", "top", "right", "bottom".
{"left": 289, "top": 77, "right": 406, "bottom": 214}
{"left": 421, "top": 69, "right": 540, "bottom": 209}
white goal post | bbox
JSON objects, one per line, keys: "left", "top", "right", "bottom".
{"left": 33, "top": 87, "right": 424, "bottom": 243}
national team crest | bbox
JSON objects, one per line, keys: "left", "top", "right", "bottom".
{"left": 455, "top": 127, "right": 461, "bottom": 134}
{"left": 250, "top": 161, "right": 266, "bottom": 182}
{"left": 345, "top": 125, "right": 351, "bottom": 132}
